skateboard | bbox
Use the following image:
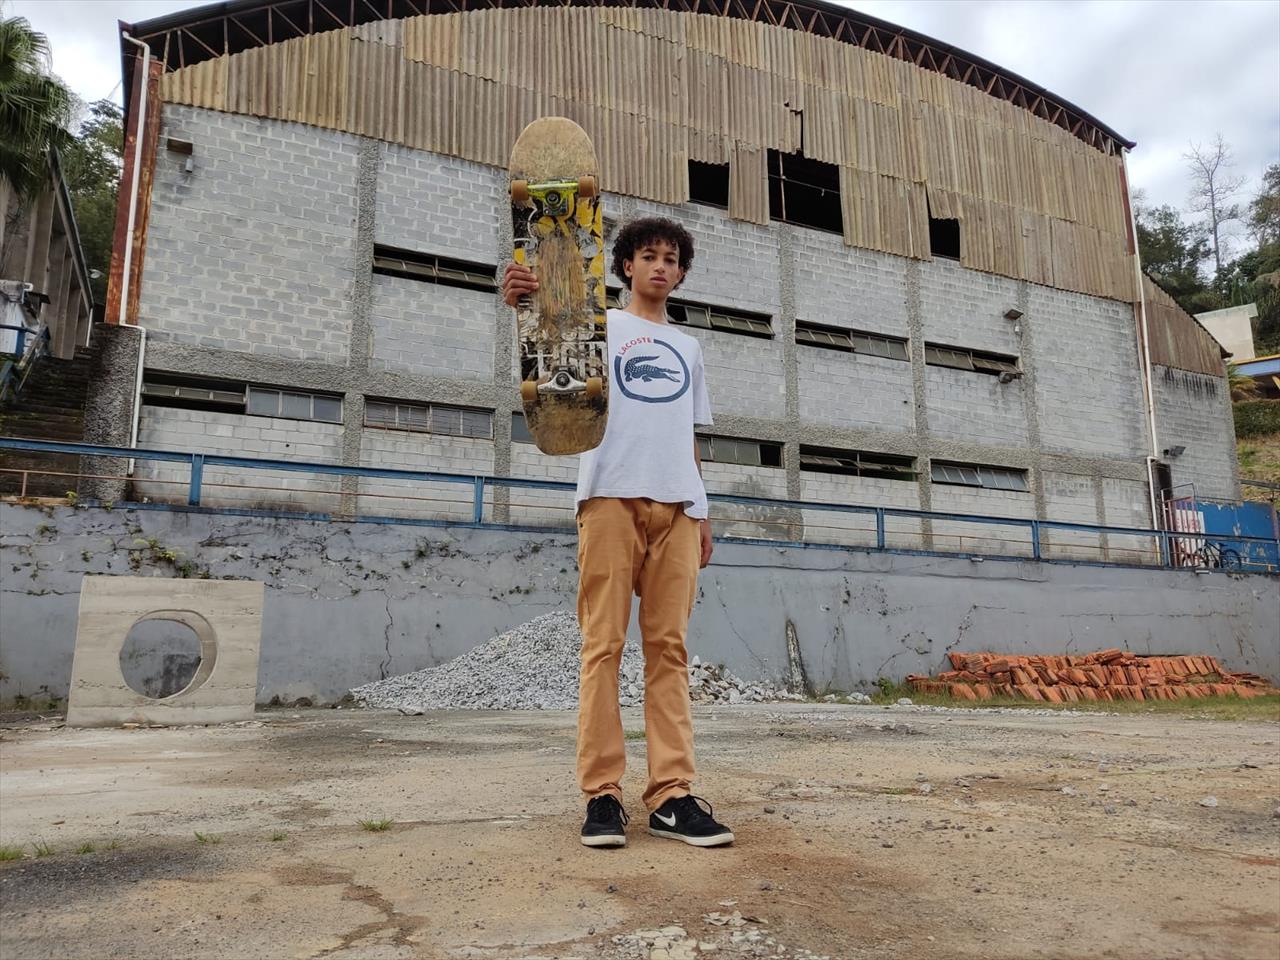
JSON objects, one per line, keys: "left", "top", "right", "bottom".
{"left": 509, "top": 117, "right": 607, "bottom": 456}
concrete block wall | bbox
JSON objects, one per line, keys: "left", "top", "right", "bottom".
{"left": 1042, "top": 471, "right": 1104, "bottom": 561}
{"left": 141, "top": 105, "right": 359, "bottom": 362}
{"left": 923, "top": 366, "right": 1028, "bottom": 446}
{"left": 508, "top": 442, "right": 579, "bottom": 527}
{"left": 1151, "top": 365, "right": 1238, "bottom": 501}
{"left": 376, "top": 146, "right": 501, "bottom": 262}
{"left": 798, "top": 350, "right": 914, "bottom": 433}
{"left": 800, "top": 472, "right": 923, "bottom": 550}
{"left": 107, "top": 107, "right": 1241, "bottom": 556}
{"left": 1103, "top": 478, "right": 1158, "bottom": 565}
{"left": 357, "top": 427, "right": 495, "bottom": 521}
{"left": 135, "top": 406, "right": 343, "bottom": 510}
{"left": 702, "top": 461, "right": 790, "bottom": 540}
{"left": 369, "top": 276, "right": 495, "bottom": 380}
{"left": 929, "top": 482, "right": 1037, "bottom": 557}
{"left": 1030, "top": 286, "right": 1149, "bottom": 459}
{"left": 793, "top": 232, "right": 910, "bottom": 338}
{"left": 918, "top": 258, "right": 1021, "bottom": 355}
{"left": 693, "top": 327, "right": 787, "bottom": 421}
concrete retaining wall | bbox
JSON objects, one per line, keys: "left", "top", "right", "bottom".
{"left": 1, "top": 503, "right": 1275, "bottom": 707}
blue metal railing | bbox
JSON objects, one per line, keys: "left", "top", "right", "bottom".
{"left": 1, "top": 436, "right": 1276, "bottom": 574}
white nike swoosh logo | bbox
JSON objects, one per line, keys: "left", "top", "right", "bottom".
{"left": 655, "top": 812, "right": 677, "bottom": 827}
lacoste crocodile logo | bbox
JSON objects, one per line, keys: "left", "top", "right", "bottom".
{"left": 623, "top": 355, "right": 681, "bottom": 384}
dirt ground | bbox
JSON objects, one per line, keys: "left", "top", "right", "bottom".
{"left": 1, "top": 703, "right": 1277, "bottom": 960}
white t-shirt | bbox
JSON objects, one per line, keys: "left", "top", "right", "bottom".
{"left": 575, "top": 309, "right": 714, "bottom": 518}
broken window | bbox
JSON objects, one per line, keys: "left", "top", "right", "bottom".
{"left": 696, "top": 435, "right": 783, "bottom": 468}
{"left": 928, "top": 217, "right": 960, "bottom": 260}
{"left": 372, "top": 245, "right": 496, "bottom": 293}
{"left": 688, "top": 160, "right": 730, "bottom": 208}
{"left": 924, "top": 343, "right": 1019, "bottom": 376}
{"left": 141, "top": 374, "right": 247, "bottom": 413}
{"left": 248, "top": 387, "right": 342, "bottom": 424}
{"left": 767, "top": 150, "right": 843, "bottom": 234}
{"left": 799, "top": 446, "right": 916, "bottom": 481}
{"left": 930, "top": 461, "right": 1028, "bottom": 492}
{"left": 796, "top": 321, "right": 909, "bottom": 361}
{"left": 365, "top": 399, "right": 492, "bottom": 439}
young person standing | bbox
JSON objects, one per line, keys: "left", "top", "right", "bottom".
{"left": 502, "top": 216, "right": 734, "bottom": 849}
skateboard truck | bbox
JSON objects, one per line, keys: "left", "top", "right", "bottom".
{"left": 511, "top": 176, "right": 598, "bottom": 216}
{"left": 521, "top": 368, "right": 604, "bottom": 404}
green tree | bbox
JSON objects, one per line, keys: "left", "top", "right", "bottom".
{"left": 61, "top": 99, "right": 123, "bottom": 304}
{"left": 1134, "top": 200, "right": 1218, "bottom": 311}
{"left": 1249, "top": 164, "right": 1280, "bottom": 248}
{"left": 0, "top": 15, "right": 73, "bottom": 198}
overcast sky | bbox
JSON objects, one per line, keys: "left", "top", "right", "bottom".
{"left": 7, "top": 0, "right": 1279, "bottom": 240}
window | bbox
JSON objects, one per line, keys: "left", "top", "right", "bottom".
{"left": 141, "top": 374, "right": 246, "bottom": 412}
{"left": 925, "top": 343, "right": 1019, "bottom": 376}
{"left": 796, "top": 321, "right": 909, "bottom": 361}
{"left": 668, "top": 298, "right": 773, "bottom": 338}
{"left": 365, "top": 400, "right": 492, "bottom": 439}
{"left": 608, "top": 289, "right": 773, "bottom": 340}
{"left": 799, "top": 446, "right": 916, "bottom": 481}
{"left": 248, "top": 388, "right": 343, "bottom": 423}
{"left": 511, "top": 412, "right": 534, "bottom": 443}
{"left": 372, "top": 245, "right": 495, "bottom": 293}
{"left": 697, "top": 435, "right": 783, "bottom": 468}
{"left": 767, "top": 150, "right": 843, "bottom": 234}
{"left": 689, "top": 160, "right": 730, "bottom": 208}
{"left": 931, "top": 461, "right": 1029, "bottom": 492}
{"left": 929, "top": 217, "right": 960, "bottom": 259}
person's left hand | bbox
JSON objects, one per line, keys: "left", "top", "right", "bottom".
{"left": 699, "top": 519, "right": 713, "bottom": 569}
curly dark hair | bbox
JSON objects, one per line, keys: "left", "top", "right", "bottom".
{"left": 610, "top": 216, "right": 695, "bottom": 289}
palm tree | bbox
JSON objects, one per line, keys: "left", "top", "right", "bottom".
{"left": 0, "top": 16, "right": 73, "bottom": 200}
{"left": 1228, "top": 362, "right": 1259, "bottom": 402}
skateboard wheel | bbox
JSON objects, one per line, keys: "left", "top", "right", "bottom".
{"left": 511, "top": 179, "right": 530, "bottom": 204}
{"left": 520, "top": 380, "right": 539, "bottom": 405}
{"left": 585, "top": 376, "right": 603, "bottom": 400}
{"left": 577, "top": 176, "right": 598, "bottom": 199}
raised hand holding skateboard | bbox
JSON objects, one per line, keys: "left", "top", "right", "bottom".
{"left": 507, "top": 117, "right": 608, "bottom": 456}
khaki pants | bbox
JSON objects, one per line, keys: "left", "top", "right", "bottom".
{"left": 576, "top": 497, "right": 700, "bottom": 812}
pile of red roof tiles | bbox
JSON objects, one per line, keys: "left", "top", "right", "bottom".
{"left": 907, "top": 649, "right": 1275, "bottom": 703}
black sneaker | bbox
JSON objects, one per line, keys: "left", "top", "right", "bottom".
{"left": 581, "top": 794, "right": 628, "bottom": 847}
{"left": 648, "top": 794, "right": 734, "bottom": 847}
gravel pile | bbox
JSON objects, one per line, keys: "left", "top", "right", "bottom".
{"left": 351, "top": 611, "right": 802, "bottom": 711}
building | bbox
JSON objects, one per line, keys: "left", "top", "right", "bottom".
{"left": 1197, "top": 302, "right": 1258, "bottom": 361}
{"left": 72, "top": 0, "right": 1238, "bottom": 556}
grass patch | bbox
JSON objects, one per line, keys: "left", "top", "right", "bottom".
{"left": 866, "top": 681, "right": 1280, "bottom": 721}
{"left": 359, "top": 818, "right": 393, "bottom": 832}
{"left": 0, "top": 845, "right": 23, "bottom": 861}
{"left": 75, "top": 842, "right": 95, "bottom": 855}
{"left": 32, "top": 841, "right": 54, "bottom": 858}
{"left": 623, "top": 729, "right": 645, "bottom": 741}
{"left": 193, "top": 832, "right": 222, "bottom": 845}
{"left": 270, "top": 831, "right": 287, "bottom": 842}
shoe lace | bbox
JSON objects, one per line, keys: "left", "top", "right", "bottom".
{"left": 587, "top": 794, "right": 628, "bottom": 826}
{"left": 672, "top": 794, "right": 716, "bottom": 826}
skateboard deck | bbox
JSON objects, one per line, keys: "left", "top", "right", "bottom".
{"left": 509, "top": 117, "right": 607, "bottom": 456}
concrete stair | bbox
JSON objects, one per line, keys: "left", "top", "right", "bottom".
{"left": 0, "top": 343, "right": 97, "bottom": 497}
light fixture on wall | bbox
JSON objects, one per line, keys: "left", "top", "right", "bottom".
{"left": 1163, "top": 445, "right": 1186, "bottom": 458}
{"left": 1003, "top": 308, "right": 1023, "bottom": 321}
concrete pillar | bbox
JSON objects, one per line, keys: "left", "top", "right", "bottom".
{"left": 22, "top": 190, "right": 54, "bottom": 294}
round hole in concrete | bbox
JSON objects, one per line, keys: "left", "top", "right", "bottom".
{"left": 119, "top": 612, "right": 217, "bottom": 700}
